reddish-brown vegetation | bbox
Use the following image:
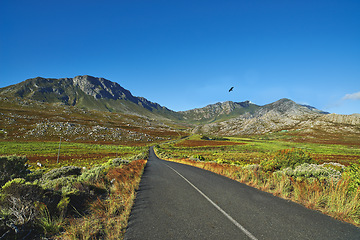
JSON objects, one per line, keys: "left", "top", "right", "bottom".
{"left": 106, "top": 160, "right": 146, "bottom": 183}
{"left": 312, "top": 154, "right": 360, "bottom": 165}
{"left": 175, "top": 140, "right": 246, "bottom": 147}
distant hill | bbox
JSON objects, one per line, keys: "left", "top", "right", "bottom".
{"left": 179, "top": 100, "right": 260, "bottom": 123}
{"left": 193, "top": 98, "right": 360, "bottom": 137}
{"left": 0, "top": 75, "right": 179, "bottom": 120}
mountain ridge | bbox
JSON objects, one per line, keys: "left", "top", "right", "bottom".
{"left": 0, "top": 75, "right": 179, "bottom": 120}
{"left": 1, "top": 75, "right": 359, "bottom": 139}
{"left": 0, "top": 76, "right": 332, "bottom": 118}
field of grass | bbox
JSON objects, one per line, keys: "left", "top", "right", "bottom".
{"left": 0, "top": 140, "right": 148, "bottom": 169}
{"left": 156, "top": 135, "right": 360, "bottom": 166}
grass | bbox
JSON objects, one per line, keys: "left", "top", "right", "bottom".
{"left": 0, "top": 140, "right": 148, "bottom": 169}
{"left": 157, "top": 135, "right": 360, "bottom": 166}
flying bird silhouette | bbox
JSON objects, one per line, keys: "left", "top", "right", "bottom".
{"left": 229, "top": 87, "right": 234, "bottom": 92}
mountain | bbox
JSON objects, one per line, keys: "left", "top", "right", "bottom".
{"left": 192, "top": 98, "right": 360, "bottom": 138}
{"left": 192, "top": 98, "right": 323, "bottom": 135}
{"left": 0, "top": 75, "right": 179, "bottom": 120}
{"left": 179, "top": 100, "right": 259, "bottom": 123}
{"left": 181, "top": 98, "right": 327, "bottom": 124}
{"left": 1, "top": 75, "right": 359, "bottom": 142}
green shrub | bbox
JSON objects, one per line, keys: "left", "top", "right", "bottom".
{"left": 27, "top": 169, "right": 45, "bottom": 182}
{"left": 343, "top": 160, "right": 360, "bottom": 192}
{"left": 212, "top": 137, "right": 229, "bottom": 141}
{"left": 78, "top": 165, "right": 107, "bottom": 183}
{"left": 106, "top": 158, "right": 125, "bottom": 166}
{"left": 260, "top": 148, "right": 315, "bottom": 172}
{"left": 40, "top": 176, "right": 79, "bottom": 194}
{"left": 190, "top": 155, "right": 205, "bottom": 161}
{"left": 0, "top": 155, "right": 29, "bottom": 186}
{"left": 129, "top": 150, "right": 149, "bottom": 160}
{"left": 156, "top": 151, "right": 173, "bottom": 159}
{"left": 278, "top": 163, "right": 342, "bottom": 182}
{"left": 37, "top": 204, "right": 64, "bottom": 236}
{"left": 0, "top": 178, "right": 44, "bottom": 226}
{"left": 42, "top": 166, "right": 82, "bottom": 181}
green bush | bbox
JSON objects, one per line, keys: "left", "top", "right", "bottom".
{"left": 0, "top": 178, "right": 65, "bottom": 238}
{"left": 212, "top": 137, "right": 229, "bottom": 141}
{"left": 40, "top": 176, "right": 79, "bottom": 194}
{"left": 42, "top": 166, "right": 82, "bottom": 181}
{"left": 0, "top": 155, "right": 29, "bottom": 186}
{"left": 278, "top": 163, "right": 342, "bottom": 182}
{"left": 78, "top": 165, "right": 107, "bottom": 183}
{"left": 260, "top": 148, "right": 315, "bottom": 172}
{"left": 201, "top": 135, "right": 210, "bottom": 140}
{"left": 27, "top": 169, "right": 45, "bottom": 182}
{"left": 130, "top": 150, "right": 149, "bottom": 160}
{"left": 156, "top": 151, "right": 173, "bottom": 159}
{"left": 0, "top": 178, "right": 44, "bottom": 226}
{"left": 190, "top": 154, "right": 206, "bottom": 161}
{"left": 343, "top": 160, "right": 360, "bottom": 192}
{"left": 107, "top": 158, "right": 130, "bottom": 166}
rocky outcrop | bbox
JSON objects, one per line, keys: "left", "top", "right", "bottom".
{"left": 194, "top": 107, "right": 360, "bottom": 136}
{"left": 193, "top": 99, "right": 336, "bottom": 135}
{"left": 179, "top": 100, "right": 259, "bottom": 121}
{"left": 72, "top": 75, "right": 134, "bottom": 100}
{"left": 320, "top": 113, "right": 360, "bottom": 125}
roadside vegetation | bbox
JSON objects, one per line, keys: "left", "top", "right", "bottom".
{"left": 0, "top": 144, "right": 148, "bottom": 239}
{"left": 155, "top": 134, "right": 360, "bottom": 226}
{"left": 0, "top": 141, "right": 147, "bottom": 169}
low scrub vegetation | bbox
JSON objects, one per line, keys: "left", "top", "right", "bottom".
{"left": 156, "top": 144, "right": 360, "bottom": 226}
{"left": 260, "top": 148, "right": 315, "bottom": 172}
{"left": 0, "top": 151, "right": 147, "bottom": 239}
{"left": 156, "top": 134, "right": 360, "bottom": 166}
{"left": 0, "top": 141, "right": 148, "bottom": 169}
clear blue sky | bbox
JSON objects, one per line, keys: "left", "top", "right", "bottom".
{"left": 1, "top": 0, "right": 359, "bottom": 114}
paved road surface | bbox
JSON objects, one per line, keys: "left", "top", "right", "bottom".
{"left": 125, "top": 147, "right": 360, "bottom": 239}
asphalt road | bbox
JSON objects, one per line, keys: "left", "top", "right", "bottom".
{"left": 125, "top": 147, "right": 360, "bottom": 240}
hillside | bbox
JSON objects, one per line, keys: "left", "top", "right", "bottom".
{"left": 0, "top": 75, "right": 180, "bottom": 120}
{"left": 179, "top": 100, "right": 259, "bottom": 123}
{"left": 0, "top": 95, "right": 187, "bottom": 143}
{"left": 193, "top": 98, "right": 360, "bottom": 142}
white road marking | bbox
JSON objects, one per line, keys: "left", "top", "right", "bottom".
{"left": 166, "top": 164, "right": 258, "bottom": 240}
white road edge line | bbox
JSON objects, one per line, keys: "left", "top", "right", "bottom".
{"left": 165, "top": 164, "right": 258, "bottom": 240}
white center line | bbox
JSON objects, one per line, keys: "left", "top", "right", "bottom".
{"left": 165, "top": 164, "right": 258, "bottom": 240}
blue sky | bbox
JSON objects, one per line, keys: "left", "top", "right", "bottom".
{"left": 1, "top": 0, "right": 359, "bottom": 114}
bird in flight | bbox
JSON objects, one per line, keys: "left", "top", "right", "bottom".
{"left": 229, "top": 87, "right": 234, "bottom": 92}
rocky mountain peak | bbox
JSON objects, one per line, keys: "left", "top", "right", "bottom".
{"left": 258, "top": 98, "right": 319, "bottom": 116}
{"left": 0, "top": 75, "right": 177, "bottom": 119}
{"left": 72, "top": 75, "right": 133, "bottom": 100}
